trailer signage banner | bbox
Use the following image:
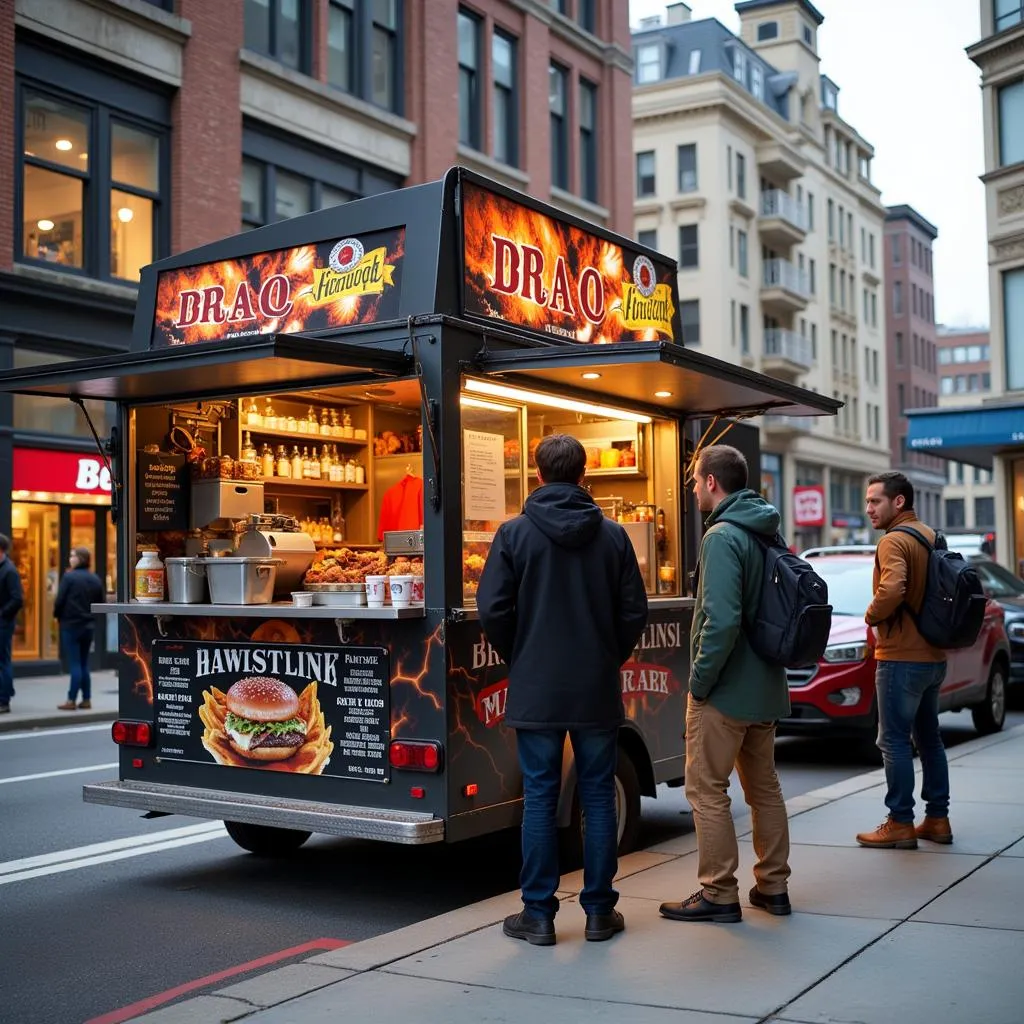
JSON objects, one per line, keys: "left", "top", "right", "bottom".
{"left": 151, "top": 227, "right": 405, "bottom": 347}
{"left": 461, "top": 181, "right": 680, "bottom": 344}
{"left": 152, "top": 639, "right": 390, "bottom": 781}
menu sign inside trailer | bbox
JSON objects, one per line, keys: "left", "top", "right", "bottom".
{"left": 151, "top": 227, "right": 406, "bottom": 347}
{"left": 461, "top": 181, "right": 679, "bottom": 344}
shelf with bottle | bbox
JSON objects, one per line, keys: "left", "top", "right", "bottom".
{"left": 246, "top": 436, "right": 368, "bottom": 487}
{"left": 261, "top": 478, "right": 369, "bottom": 491}
{"left": 239, "top": 396, "right": 368, "bottom": 445}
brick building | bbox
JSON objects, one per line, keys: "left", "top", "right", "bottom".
{"left": 0, "top": 0, "right": 632, "bottom": 672}
{"left": 883, "top": 204, "right": 945, "bottom": 528}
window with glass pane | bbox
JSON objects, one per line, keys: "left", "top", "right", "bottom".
{"left": 274, "top": 171, "right": 312, "bottom": 220}
{"left": 458, "top": 9, "right": 481, "bottom": 149}
{"left": 998, "top": 80, "right": 1024, "bottom": 167}
{"left": 320, "top": 185, "right": 354, "bottom": 209}
{"left": 679, "top": 225, "right": 698, "bottom": 268}
{"left": 681, "top": 299, "right": 700, "bottom": 345}
{"left": 636, "top": 44, "right": 660, "bottom": 84}
{"left": 737, "top": 230, "right": 748, "bottom": 277}
{"left": 636, "top": 151, "right": 655, "bottom": 196}
{"left": 242, "top": 159, "right": 264, "bottom": 229}
{"left": 244, "top": 0, "right": 308, "bottom": 72}
{"left": 109, "top": 122, "right": 159, "bottom": 279}
{"left": 1004, "top": 267, "right": 1024, "bottom": 391}
{"left": 328, "top": 0, "right": 354, "bottom": 92}
{"left": 736, "top": 152, "right": 746, "bottom": 198}
{"left": 995, "top": 0, "right": 1024, "bottom": 32}
{"left": 638, "top": 228, "right": 657, "bottom": 249}
{"left": 493, "top": 31, "right": 517, "bottom": 166}
{"left": 577, "top": 0, "right": 596, "bottom": 32}
{"left": 549, "top": 63, "right": 568, "bottom": 190}
{"left": 677, "top": 143, "right": 697, "bottom": 192}
{"left": 372, "top": 0, "right": 398, "bottom": 109}
{"left": 579, "top": 79, "right": 597, "bottom": 202}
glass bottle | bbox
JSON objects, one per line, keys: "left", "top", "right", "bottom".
{"left": 299, "top": 446, "right": 309, "bottom": 478}
{"left": 341, "top": 410, "right": 354, "bottom": 439}
{"left": 276, "top": 445, "right": 291, "bottom": 478}
{"left": 330, "top": 409, "right": 341, "bottom": 437}
{"left": 263, "top": 397, "right": 276, "bottom": 430}
{"left": 261, "top": 444, "right": 275, "bottom": 478}
{"left": 320, "top": 408, "right": 332, "bottom": 436}
{"left": 246, "top": 397, "right": 262, "bottom": 427}
{"left": 291, "top": 445, "right": 303, "bottom": 479}
{"left": 286, "top": 413, "right": 297, "bottom": 433}
{"left": 307, "top": 406, "right": 318, "bottom": 434}
{"left": 354, "top": 459, "right": 365, "bottom": 485}
{"left": 331, "top": 496, "right": 346, "bottom": 543}
{"left": 309, "top": 446, "right": 321, "bottom": 479}
{"left": 240, "top": 431, "right": 257, "bottom": 464}
{"left": 344, "top": 458, "right": 356, "bottom": 484}
{"left": 320, "top": 445, "right": 331, "bottom": 478}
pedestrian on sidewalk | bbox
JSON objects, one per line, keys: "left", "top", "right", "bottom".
{"left": 54, "top": 547, "right": 105, "bottom": 711}
{"left": 660, "top": 445, "right": 792, "bottom": 925}
{"left": 856, "top": 471, "right": 952, "bottom": 849}
{"left": 477, "top": 434, "right": 648, "bottom": 947}
{"left": 0, "top": 533, "right": 25, "bottom": 714}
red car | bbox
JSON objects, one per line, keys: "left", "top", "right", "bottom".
{"left": 778, "top": 553, "right": 1010, "bottom": 741}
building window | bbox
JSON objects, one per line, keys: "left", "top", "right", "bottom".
{"left": 677, "top": 143, "right": 697, "bottom": 192}
{"left": 891, "top": 234, "right": 902, "bottom": 264}
{"left": 681, "top": 299, "right": 700, "bottom": 345}
{"left": 736, "top": 152, "right": 746, "bottom": 199}
{"left": 579, "top": 78, "right": 598, "bottom": 202}
{"left": 995, "top": 1, "right": 1024, "bottom": 33}
{"left": 1004, "top": 267, "right": 1024, "bottom": 390}
{"left": 893, "top": 280, "right": 903, "bottom": 315}
{"left": 370, "top": 0, "right": 400, "bottom": 109}
{"left": 638, "top": 228, "right": 657, "bottom": 249}
{"left": 636, "top": 151, "right": 655, "bottom": 197}
{"left": 751, "top": 63, "right": 763, "bottom": 100}
{"left": 492, "top": 30, "right": 518, "bottom": 167}
{"left": 998, "top": 80, "right": 1024, "bottom": 167}
{"left": 636, "top": 43, "right": 660, "bottom": 84}
{"left": 688, "top": 49, "right": 702, "bottom": 74}
{"left": 727, "top": 145, "right": 733, "bottom": 190}
{"left": 757, "top": 21, "right": 778, "bottom": 40}
{"left": 807, "top": 191, "right": 814, "bottom": 230}
{"left": 458, "top": 9, "right": 482, "bottom": 149}
{"left": 328, "top": 0, "right": 355, "bottom": 92}
{"left": 808, "top": 258, "right": 816, "bottom": 294}
{"left": 803, "top": 23, "right": 813, "bottom": 45}
{"left": 975, "top": 497, "right": 995, "bottom": 527}
{"left": 327, "top": 1, "right": 401, "bottom": 112}
{"left": 827, "top": 199, "right": 834, "bottom": 240}
{"left": 945, "top": 498, "right": 966, "bottom": 530}
{"left": 938, "top": 344, "right": 951, "bottom": 364}
{"left": 19, "top": 86, "right": 167, "bottom": 282}
{"left": 737, "top": 229, "right": 748, "bottom": 277}
{"left": 244, "top": 0, "right": 309, "bottom": 72}
{"left": 679, "top": 224, "right": 699, "bottom": 269}
{"left": 739, "top": 303, "right": 749, "bottom": 353}
{"left": 577, "top": 0, "right": 596, "bottom": 33}
{"left": 549, "top": 62, "right": 569, "bottom": 190}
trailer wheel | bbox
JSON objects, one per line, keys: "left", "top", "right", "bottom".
{"left": 559, "top": 746, "right": 642, "bottom": 867}
{"left": 224, "top": 821, "right": 312, "bottom": 856}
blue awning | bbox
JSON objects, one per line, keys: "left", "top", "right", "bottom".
{"left": 905, "top": 403, "right": 1024, "bottom": 468}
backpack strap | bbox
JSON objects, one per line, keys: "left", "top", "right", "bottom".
{"left": 726, "top": 521, "right": 785, "bottom": 550}
{"left": 889, "top": 524, "right": 932, "bottom": 552}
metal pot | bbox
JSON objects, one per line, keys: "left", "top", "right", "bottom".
{"left": 204, "top": 557, "right": 282, "bottom": 605}
{"left": 165, "top": 557, "right": 206, "bottom": 604}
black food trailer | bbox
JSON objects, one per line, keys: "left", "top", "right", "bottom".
{"left": 1, "top": 169, "right": 838, "bottom": 856}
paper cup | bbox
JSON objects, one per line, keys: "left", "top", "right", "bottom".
{"left": 365, "top": 575, "right": 387, "bottom": 607}
{"left": 388, "top": 575, "right": 413, "bottom": 608}
{"left": 410, "top": 575, "right": 425, "bottom": 606}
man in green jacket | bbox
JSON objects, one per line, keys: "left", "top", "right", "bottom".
{"left": 660, "top": 444, "right": 792, "bottom": 924}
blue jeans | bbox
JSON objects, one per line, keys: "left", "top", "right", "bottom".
{"left": 61, "top": 625, "right": 95, "bottom": 702}
{"left": 516, "top": 727, "right": 619, "bottom": 920}
{"left": 0, "top": 620, "right": 13, "bottom": 705}
{"left": 875, "top": 660, "right": 949, "bottom": 823}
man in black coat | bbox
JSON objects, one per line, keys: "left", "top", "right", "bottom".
{"left": 0, "top": 533, "right": 25, "bottom": 713}
{"left": 54, "top": 547, "right": 105, "bottom": 710}
{"left": 477, "top": 434, "right": 648, "bottom": 946}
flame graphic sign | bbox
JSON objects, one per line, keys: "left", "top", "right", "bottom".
{"left": 462, "top": 182, "right": 679, "bottom": 344}
{"left": 151, "top": 227, "right": 405, "bottom": 348}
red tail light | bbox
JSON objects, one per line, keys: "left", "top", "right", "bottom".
{"left": 389, "top": 740, "right": 442, "bottom": 772}
{"left": 112, "top": 720, "right": 153, "bottom": 747}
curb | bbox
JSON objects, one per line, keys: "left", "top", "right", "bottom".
{"left": 0, "top": 710, "right": 117, "bottom": 734}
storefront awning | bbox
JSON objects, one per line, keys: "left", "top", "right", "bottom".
{"left": 475, "top": 342, "right": 840, "bottom": 419}
{"left": 906, "top": 402, "right": 1024, "bottom": 469}
{"left": 0, "top": 335, "right": 413, "bottom": 402}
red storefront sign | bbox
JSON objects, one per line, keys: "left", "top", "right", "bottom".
{"left": 13, "top": 447, "right": 112, "bottom": 497}
{"left": 792, "top": 485, "right": 825, "bottom": 527}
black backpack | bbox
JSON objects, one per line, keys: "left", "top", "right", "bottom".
{"left": 889, "top": 526, "right": 986, "bottom": 650}
{"left": 732, "top": 526, "right": 833, "bottom": 669}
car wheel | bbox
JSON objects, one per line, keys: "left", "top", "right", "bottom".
{"left": 559, "top": 747, "right": 642, "bottom": 866}
{"left": 224, "top": 821, "right": 312, "bottom": 856}
{"left": 971, "top": 663, "right": 1007, "bottom": 736}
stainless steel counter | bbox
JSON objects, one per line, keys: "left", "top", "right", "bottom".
{"left": 95, "top": 602, "right": 426, "bottom": 620}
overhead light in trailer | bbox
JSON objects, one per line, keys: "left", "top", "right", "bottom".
{"left": 464, "top": 379, "right": 652, "bottom": 424}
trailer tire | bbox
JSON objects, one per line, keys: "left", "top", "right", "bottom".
{"left": 224, "top": 821, "right": 312, "bottom": 856}
{"left": 559, "top": 746, "right": 642, "bottom": 867}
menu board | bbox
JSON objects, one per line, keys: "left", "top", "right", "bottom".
{"left": 151, "top": 640, "right": 390, "bottom": 782}
{"left": 463, "top": 429, "right": 506, "bottom": 521}
{"left": 137, "top": 452, "right": 188, "bottom": 531}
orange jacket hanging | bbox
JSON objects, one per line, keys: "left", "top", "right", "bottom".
{"left": 377, "top": 474, "right": 424, "bottom": 539}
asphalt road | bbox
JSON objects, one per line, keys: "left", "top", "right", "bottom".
{"left": 2, "top": 709, "right": 1020, "bottom": 1024}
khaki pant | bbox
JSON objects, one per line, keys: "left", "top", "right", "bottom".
{"left": 684, "top": 695, "right": 791, "bottom": 904}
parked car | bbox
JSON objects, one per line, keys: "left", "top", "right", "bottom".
{"left": 778, "top": 554, "right": 1010, "bottom": 742}
{"left": 967, "top": 555, "right": 1024, "bottom": 690}
{"left": 946, "top": 532, "right": 997, "bottom": 558}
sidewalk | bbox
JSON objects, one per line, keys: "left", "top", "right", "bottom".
{"left": 128, "top": 724, "right": 1024, "bottom": 1024}
{"left": 0, "top": 671, "right": 118, "bottom": 732}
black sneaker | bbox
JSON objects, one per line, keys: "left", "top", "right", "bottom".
{"left": 585, "top": 909, "right": 625, "bottom": 942}
{"left": 749, "top": 886, "right": 792, "bottom": 916}
{"left": 503, "top": 910, "right": 556, "bottom": 946}
{"left": 659, "top": 890, "right": 742, "bottom": 923}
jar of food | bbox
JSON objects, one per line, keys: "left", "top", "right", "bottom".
{"left": 341, "top": 411, "right": 354, "bottom": 439}
{"left": 620, "top": 444, "right": 636, "bottom": 468}
{"left": 135, "top": 548, "right": 165, "bottom": 603}
{"left": 286, "top": 415, "right": 297, "bottom": 433}
{"left": 234, "top": 459, "right": 259, "bottom": 481}
{"left": 344, "top": 459, "right": 356, "bottom": 483}
{"left": 216, "top": 454, "right": 234, "bottom": 479}
{"left": 354, "top": 460, "right": 365, "bottom": 485}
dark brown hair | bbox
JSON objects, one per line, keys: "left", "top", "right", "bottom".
{"left": 696, "top": 444, "right": 748, "bottom": 495}
{"left": 535, "top": 434, "right": 587, "bottom": 485}
{"left": 0, "top": 533, "right": 9, "bottom": 554}
{"left": 867, "top": 471, "right": 914, "bottom": 510}
{"left": 72, "top": 546, "right": 92, "bottom": 569}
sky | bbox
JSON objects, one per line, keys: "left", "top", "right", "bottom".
{"left": 628, "top": 0, "right": 989, "bottom": 328}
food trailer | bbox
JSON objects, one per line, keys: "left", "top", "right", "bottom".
{"left": 1, "top": 168, "right": 838, "bottom": 856}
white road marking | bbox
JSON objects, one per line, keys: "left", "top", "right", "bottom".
{"left": 0, "top": 822, "right": 227, "bottom": 885}
{"left": 0, "top": 723, "right": 112, "bottom": 741}
{"left": 0, "top": 763, "right": 119, "bottom": 785}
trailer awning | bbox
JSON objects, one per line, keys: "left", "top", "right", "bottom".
{"left": 0, "top": 335, "right": 413, "bottom": 402}
{"left": 474, "top": 342, "right": 840, "bottom": 418}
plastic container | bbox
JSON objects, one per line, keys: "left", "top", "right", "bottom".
{"left": 365, "top": 575, "right": 387, "bottom": 607}
{"left": 204, "top": 557, "right": 282, "bottom": 605}
{"left": 410, "top": 575, "right": 425, "bottom": 606}
{"left": 135, "top": 548, "right": 165, "bottom": 603}
{"left": 291, "top": 591, "right": 314, "bottom": 608}
{"left": 166, "top": 557, "right": 206, "bottom": 604}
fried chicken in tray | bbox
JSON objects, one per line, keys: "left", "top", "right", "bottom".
{"left": 303, "top": 548, "right": 424, "bottom": 585}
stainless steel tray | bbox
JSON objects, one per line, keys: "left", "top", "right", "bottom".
{"left": 303, "top": 582, "right": 367, "bottom": 593}
{"left": 312, "top": 590, "right": 368, "bottom": 607}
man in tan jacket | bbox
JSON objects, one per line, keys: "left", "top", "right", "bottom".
{"left": 857, "top": 471, "right": 951, "bottom": 850}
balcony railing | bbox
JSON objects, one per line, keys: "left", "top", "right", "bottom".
{"left": 762, "top": 259, "right": 810, "bottom": 298}
{"left": 764, "top": 328, "right": 813, "bottom": 367}
{"left": 763, "top": 414, "right": 812, "bottom": 433}
{"left": 760, "top": 190, "right": 808, "bottom": 231}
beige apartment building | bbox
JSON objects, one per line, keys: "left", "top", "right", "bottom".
{"left": 908, "top": 3, "right": 1024, "bottom": 574}
{"left": 631, "top": 0, "right": 889, "bottom": 548}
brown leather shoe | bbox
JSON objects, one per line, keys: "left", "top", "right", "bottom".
{"left": 57, "top": 701, "right": 78, "bottom": 711}
{"left": 77, "top": 700, "right": 92, "bottom": 709}
{"left": 856, "top": 816, "right": 918, "bottom": 849}
{"left": 915, "top": 816, "right": 953, "bottom": 845}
